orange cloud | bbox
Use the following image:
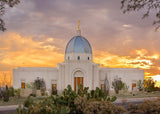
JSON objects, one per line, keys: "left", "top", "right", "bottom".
{"left": 93, "top": 50, "right": 154, "bottom": 70}
{"left": 0, "top": 32, "right": 64, "bottom": 70}
{"left": 0, "top": 33, "right": 160, "bottom": 87}
{"left": 93, "top": 50, "right": 160, "bottom": 87}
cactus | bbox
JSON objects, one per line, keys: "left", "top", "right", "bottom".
{"left": 3, "top": 85, "right": 9, "bottom": 102}
{"left": 16, "top": 85, "right": 118, "bottom": 114}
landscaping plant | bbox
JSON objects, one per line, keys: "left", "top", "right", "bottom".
{"left": 9, "top": 87, "right": 15, "bottom": 97}
{"left": 16, "top": 85, "right": 117, "bottom": 114}
{"left": 34, "top": 77, "right": 46, "bottom": 96}
{"left": 112, "top": 77, "right": 124, "bottom": 94}
{"left": 144, "top": 78, "right": 155, "bottom": 92}
{"left": 14, "top": 88, "right": 21, "bottom": 98}
{"left": 137, "top": 80, "right": 144, "bottom": 91}
{"left": 3, "top": 85, "right": 9, "bottom": 102}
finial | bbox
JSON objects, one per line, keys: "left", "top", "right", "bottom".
{"left": 77, "top": 20, "right": 81, "bottom": 36}
{"left": 77, "top": 20, "right": 80, "bottom": 31}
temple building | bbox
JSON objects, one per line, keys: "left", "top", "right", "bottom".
{"left": 13, "top": 22, "right": 144, "bottom": 94}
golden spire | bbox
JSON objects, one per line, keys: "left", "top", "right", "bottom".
{"left": 77, "top": 20, "right": 80, "bottom": 31}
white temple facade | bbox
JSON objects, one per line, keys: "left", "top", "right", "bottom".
{"left": 13, "top": 22, "right": 144, "bottom": 94}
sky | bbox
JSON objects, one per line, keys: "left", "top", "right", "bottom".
{"left": 0, "top": 0, "right": 160, "bottom": 86}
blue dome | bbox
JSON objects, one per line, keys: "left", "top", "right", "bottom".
{"left": 65, "top": 36, "right": 92, "bottom": 54}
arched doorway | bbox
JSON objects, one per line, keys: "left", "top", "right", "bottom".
{"left": 74, "top": 70, "right": 84, "bottom": 91}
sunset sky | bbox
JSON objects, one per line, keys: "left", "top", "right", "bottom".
{"left": 0, "top": 0, "right": 160, "bottom": 86}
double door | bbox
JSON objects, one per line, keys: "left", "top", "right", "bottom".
{"left": 74, "top": 77, "right": 83, "bottom": 91}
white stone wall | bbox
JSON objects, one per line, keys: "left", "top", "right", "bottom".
{"left": 65, "top": 53, "right": 93, "bottom": 61}
{"left": 99, "top": 68, "right": 144, "bottom": 91}
{"left": 13, "top": 65, "right": 144, "bottom": 94}
{"left": 57, "top": 60, "right": 99, "bottom": 93}
{"left": 13, "top": 67, "right": 58, "bottom": 91}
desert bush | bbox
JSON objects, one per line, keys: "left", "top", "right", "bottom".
{"left": 3, "top": 85, "right": 9, "bottom": 102}
{"left": 74, "top": 95, "right": 120, "bottom": 114}
{"left": 144, "top": 78, "right": 155, "bottom": 92}
{"left": 24, "top": 96, "right": 34, "bottom": 107}
{"left": 52, "top": 89, "right": 57, "bottom": 95}
{"left": 90, "top": 87, "right": 107, "bottom": 101}
{"left": 137, "top": 80, "right": 144, "bottom": 91}
{"left": 74, "top": 95, "right": 88, "bottom": 113}
{"left": 16, "top": 105, "right": 28, "bottom": 114}
{"left": 14, "top": 88, "right": 21, "bottom": 98}
{"left": 3, "top": 92, "right": 9, "bottom": 102}
{"left": 17, "top": 85, "right": 117, "bottom": 114}
{"left": 18, "top": 85, "right": 75, "bottom": 114}
{"left": 122, "top": 83, "right": 129, "bottom": 93}
{"left": 154, "top": 87, "right": 160, "bottom": 91}
{"left": 8, "top": 87, "right": 14, "bottom": 97}
{"left": 116, "top": 105, "right": 128, "bottom": 114}
{"left": 40, "top": 88, "right": 46, "bottom": 96}
{"left": 34, "top": 77, "right": 46, "bottom": 96}
{"left": 127, "top": 103, "right": 139, "bottom": 113}
{"left": 83, "top": 101, "right": 126, "bottom": 114}
{"left": 74, "top": 85, "right": 117, "bottom": 113}
{"left": 127, "top": 100, "right": 160, "bottom": 114}
{"left": 0, "top": 90, "right": 4, "bottom": 99}
{"left": 137, "top": 100, "right": 160, "bottom": 113}
{"left": 112, "top": 78, "right": 124, "bottom": 94}
{"left": 23, "top": 93, "right": 71, "bottom": 114}
{"left": 34, "top": 78, "right": 45, "bottom": 90}
{"left": 29, "top": 93, "right": 36, "bottom": 97}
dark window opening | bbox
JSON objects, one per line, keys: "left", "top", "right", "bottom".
{"left": 78, "top": 56, "right": 80, "bottom": 60}
{"left": 101, "top": 84, "right": 104, "bottom": 91}
{"left": 68, "top": 56, "right": 70, "bottom": 60}
{"left": 88, "top": 57, "right": 90, "bottom": 60}
{"left": 52, "top": 84, "right": 57, "bottom": 95}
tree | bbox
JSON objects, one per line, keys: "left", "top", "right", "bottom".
{"left": 137, "top": 80, "right": 144, "bottom": 91}
{"left": 0, "top": 0, "right": 20, "bottom": 31}
{"left": 3, "top": 85, "right": 9, "bottom": 102}
{"left": 144, "top": 77, "right": 155, "bottom": 92}
{"left": 34, "top": 77, "right": 46, "bottom": 90}
{"left": 112, "top": 77, "right": 124, "bottom": 94}
{"left": 34, "top": 77, "right": 46, "bottom": 96}
{"left": 104, "top": 74, "right": 110, "bottom": 95}
{"left": 121, "top": 0, "right": 160, "bottom": 30}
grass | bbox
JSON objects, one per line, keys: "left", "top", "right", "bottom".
{"left": 0, "top": 96, "right": 47, "bottom": 106}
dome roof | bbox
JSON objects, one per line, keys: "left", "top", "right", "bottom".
{"left": 65, "top": 36, "right": 92, "bottom": 54}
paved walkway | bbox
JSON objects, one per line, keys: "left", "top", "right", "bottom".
{"left": 0, "top": 105, "right": 18, "bottom": 111}
{"left": 114, "top": 97, "right": 158, "bottom": 104}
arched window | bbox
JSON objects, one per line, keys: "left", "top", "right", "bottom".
{"left": 68, "top": 56, "right": 70, "bottom": 60}
{"left": 78, "top": 56, "right": 80, "bottom": 60}
{"left": 88, "top": 57, "right": 90, "bottom": 60}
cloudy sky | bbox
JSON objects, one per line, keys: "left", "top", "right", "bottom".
{"left": 0, "top": 0, "right": 160, "bottom": 85}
